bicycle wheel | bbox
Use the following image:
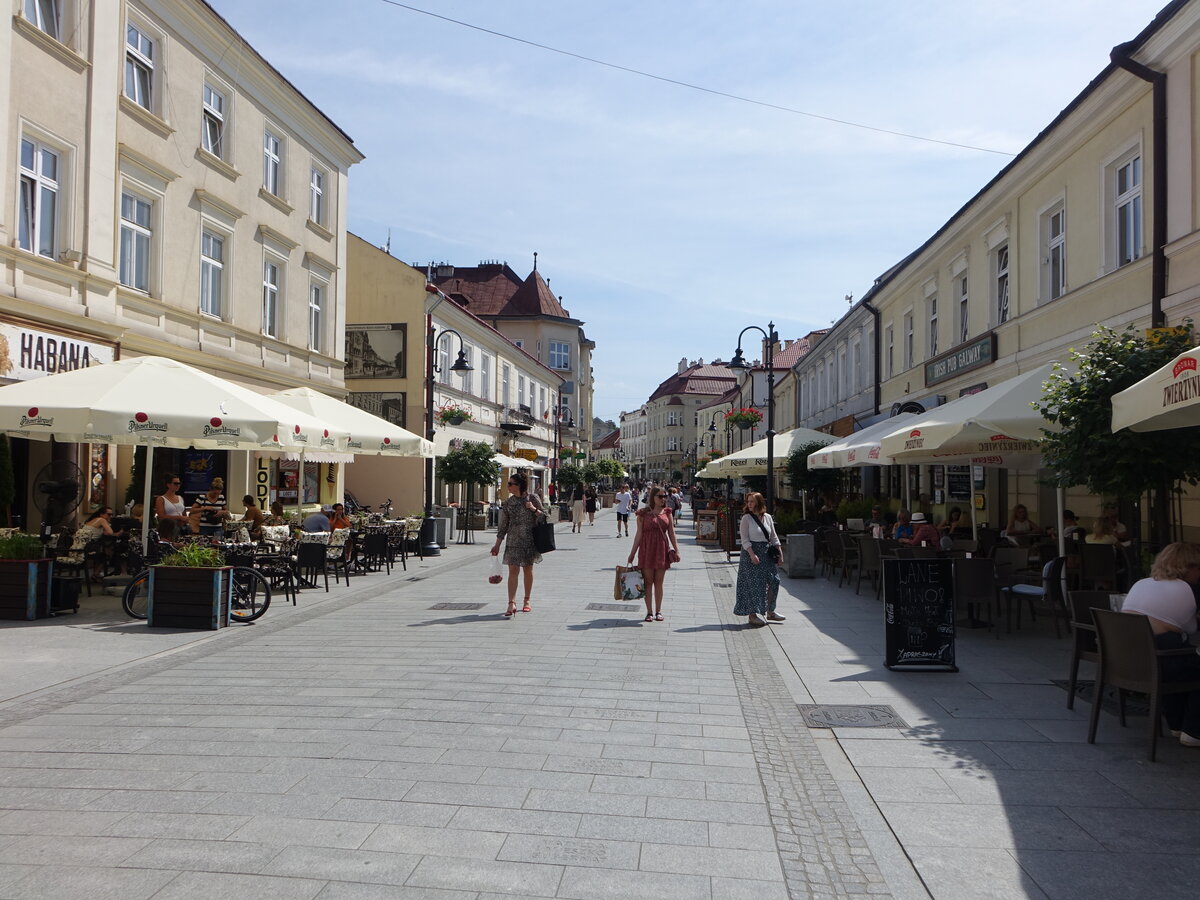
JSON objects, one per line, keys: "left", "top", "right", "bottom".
{"left": 229, "top": 566, "right": 271, "bottom": 622}
{"left": 122, "top": 569, "right": 151, "bottom": 619}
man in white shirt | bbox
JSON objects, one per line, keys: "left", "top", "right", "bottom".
{"left": 614, "top": 484, "right": 633, "bottom": 537}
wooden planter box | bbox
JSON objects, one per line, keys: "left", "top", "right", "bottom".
{"left": 147, "top": 566, "right": 232, "bottom": 630}
{"left": 0, "top": 559, "right": 53, "bottom": 620}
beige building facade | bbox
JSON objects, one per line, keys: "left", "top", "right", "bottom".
{"left": 2, "top": 0, "right": 361, "bottom": 522}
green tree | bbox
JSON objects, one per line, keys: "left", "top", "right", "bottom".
{"left": 555, "top": 464, "right": 584, "bottom": 490}
{"left": 581, "top": 462, "right": 602, "bottom": 484}
{"left": 785, "top": 441, "right": 844, "bottom": 502}
{"left": 438, "top": 441, "right": 500, "bottom": 487}
{"left": 595, "top": 458, "right": 625, "bottom": 482}
{"left": 1035, "top": 324, "right": 1199, "bottom": 545}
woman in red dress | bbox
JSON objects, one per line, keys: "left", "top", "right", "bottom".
{"left": 627, "top": 486, "right": 680, "bottom": 622}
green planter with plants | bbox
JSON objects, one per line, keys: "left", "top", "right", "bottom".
{"left": 147, "top": 544, "right": 232, "bottom": 630}
{"left": 0, "top": 532, "right": 52, "bottom": 620}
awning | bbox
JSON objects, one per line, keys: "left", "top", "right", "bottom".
{"left": 269, "top": 387, "right": 433, "bottom": 457}
{"left": 1111, "top": 345, "right": 1200, "bottom": 432}
{"left": 494, "top": 453, "right": 546, "bottom": 471}
{"left": 706, "top": 427, "right": 835, "bottom": 477}
{"left": 807, "top": 414, "right": 917, "bottom": 469}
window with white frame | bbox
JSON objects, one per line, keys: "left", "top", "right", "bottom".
{"left": 1042, "top": 202, "right": 1066, "bottom": 300}
{"left": 928, "top": 295, "right": 938, "bottom": 357}
{"left": 118, "top": 191, "right": 152, "bottom": 291}
{"left": 559, "top": 396, "right": 571, "bottom": 422}
{"left": 309, "top": 164, "right": 325, "bottom": 224}
{"left": 994, "top": 244, "right": 1010, "bottom": 324}
{"left": 263, "top": 129, "right": 282, "bottom": 196}
{"left": 668, "top": 437, "right": 678, "bottom": 452}
{"left": 903, "top": 312, "right": 914, "bottom": 370}
{"left": 437, "top": 337, "right": 450, "bottom": 385}
{"left": 308, "top": 280, "right": 325, "bottom": 352}
{"left": 1115, "top": 154, "right": 1142, "bottom": 267}
{"left": 480, "top": 353, "right": 492, "bottom": 401}
{"left": 261, "top": 258, "right": 280, "bottom": 337}
{"left": 18, "top": 137, "right": 59, "bottom": 259}
{"left": 885, "top": 325, "right": 894, "bottom": 379}
{"left": 518, "top": 374, "right": 527, "bottom": 408}
{"left": 540, "top": 386, "right": 547, "bottom": 420}
{"left": 502, "top": 364, "right": 511, "bottom": 408}
{"left": 124, "top": 23, "right": 155, "bottom": 111}
{"left": 25, "top": 0, "right": 60, "bottom": 39}
{"left": 549, "top": 340, "right": 570, "bottom": 370}
{"left": 199, "top": 230, "right": 224, "bottom": 317}
{"left": 201, "top": 84, "right": 225, "bottom": 158}
{"left": 958, "top": 274, "right": 969, "bottom": 344}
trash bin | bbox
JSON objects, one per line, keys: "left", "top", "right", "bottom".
{"left": 558, "top": 503, "right": 571, "bottom": 522}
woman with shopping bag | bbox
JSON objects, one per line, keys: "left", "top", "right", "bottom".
{"left": 735, "top": 491, "right": 784, "bottom": 627}
{"left": 491, "top": 472, "right": 545, "bottom": 618}
{"left": 627, "top": 486, "right": 679, "bottom": 622}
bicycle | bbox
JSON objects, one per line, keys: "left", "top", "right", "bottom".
{"left": 122, "top": 564, "right": 271, "bottom": 623}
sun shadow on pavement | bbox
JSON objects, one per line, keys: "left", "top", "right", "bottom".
{"left": 674, "top": 623, "right": 746, "bottom": 633}
{"left": 407, "top": 614, "right": 504, "bottom": 626}
{"left": 566, "top": 619, "right": 644, "bottom": 630}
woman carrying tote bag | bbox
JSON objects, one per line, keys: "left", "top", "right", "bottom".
{"left": 491, "top": 472, "right": 545, "bottom": 618}
{"left": 735, "top": 491, "right": 784, "bottom": 627}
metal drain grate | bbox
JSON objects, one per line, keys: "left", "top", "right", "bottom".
{"left": 587, "top": 603, "right": 638, "bottom": 612}
{"left": 429, "top": 602, "right": 487, "bottom": 610}
{"left": 798, "top": 704, "right": 908, "bottom": 729}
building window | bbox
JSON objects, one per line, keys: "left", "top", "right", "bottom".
{"left": 994, "top": 244, "right": 1010, "bottom": 325}
{"left": 25, "top": 0, "right": 60, "bottom": 39}
{"left": 903, "top": 312, "right": 914, "bottom": 370}
{"left": 518, "top": 374, "right": 527, "bottom": 408}
{"left": 514, "top": 340, "right": 523, "bottom": 350}
{"left": 308, "top": 281, "right": 324, "bottom": 352}
{"left": 118, "top": 191, "right": 151, "bottom": 292}
{"left": 201, "top": 84, "right": 225, "bottom": 158}
{"left": 125, "top": 23, "right": 155, "bottom": 111}
{"left": 262, "top": 259, "right": 280, "bottom": 337}
{"left": 501, "top": 364, "right": 511, "bottom": 408}
{"left": 927, "top": 296, "right": 938, "bottom": 357}
{"left": 1043, "top": 203, "right": 1066, "bottom": 300}
{"left": 309, "top": 165, "right": 325, "bottom": 224}
{"left": 18, "top": 138, "right": 59, "bottom": 259}
{"left": 885, "top": 325, "right": 894, "bottom": 379}
{"left": 199, "top": 230, "right": 224, "bottom": 317}
{"left": 958, "top": 274, "right": 968, "bottom": 344}
{"left": 263, "top": 129, "right": 282, "bottom": 196}
{"left": 480, "top": 353, "right": 492, "bottom": 401}
{"left": 540, "top": 386, "right": 547, "bottom": 419}
{"left": 1115, "top": 155, "right": 1142, "bottom": 267}
{"left": 549, "top": 341, "right": 570, "bottom": 370}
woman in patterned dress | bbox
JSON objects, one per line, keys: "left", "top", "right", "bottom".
{"left": 627, "top": 486, "right": 680, "bottom": 622}
{"left": 735, "top": 491, "right": 784, "bottom": 627}
{"left": 491, "top": 471, "right": 545, "bottom": 618}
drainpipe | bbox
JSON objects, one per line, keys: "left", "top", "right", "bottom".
{"left": 861, "top": 298, "right": 882, "bottom": 415}
{"left": 1111, "top": 42, "right": 1166, "bottom": 328}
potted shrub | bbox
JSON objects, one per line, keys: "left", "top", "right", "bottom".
{"left": 0, "top": 532, "right": 52, "bottom": 620}
{"left": 435, "top": 405, "right": 474, "bottom": 427}
{"left": 147, "top": 543, "right": 232, "bottom": 629}
{"left": 724, "top": 407, "right": 764, "bottom": 430}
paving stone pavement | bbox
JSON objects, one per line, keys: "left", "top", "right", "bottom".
{"left": 0, "top": 511, "right": 921, "bottom": 899}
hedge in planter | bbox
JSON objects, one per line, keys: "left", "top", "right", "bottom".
{"left": 147, "top": 545, "right": 232, "bottom": 630}
{"left": 0, "top": 533, "right": 52, "bottom": 620}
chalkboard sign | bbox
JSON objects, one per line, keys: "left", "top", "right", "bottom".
{"left": 883, "top": 558, "right": 957, "bottom": 671}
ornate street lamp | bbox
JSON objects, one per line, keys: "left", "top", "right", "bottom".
{"left": 727, "top": 322, "right": 778, "bottom": 513}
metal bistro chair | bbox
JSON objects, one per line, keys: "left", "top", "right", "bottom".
{"left": 1079, "top": 543, "right": 1120, "bottom": 591}
{"left": 296, "top": 536, "right": 331, "bottom": 592}
{"left": 1088, "top": 608, "right": 1200, "bottom": 761}
{"left": 821, "top": 529, "right": 843, "bottom": 580}
{"left": 837, "top": 531, "right": 860, "bottom": 589}
{"left": 359, "top": 529, "right": 392, "bottom": 575}
{"left": 1065, "top": 590, "right": 1113, "bottom": 709}
{"left": 997, "top": 557, "right": 1068, "bottom": 637}
{"left": 326, "top": 528, "right": 353, "bottom": 584}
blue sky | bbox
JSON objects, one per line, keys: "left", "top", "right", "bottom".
{"left": 210, "top": 0, "right": 1165, "bottom": 422}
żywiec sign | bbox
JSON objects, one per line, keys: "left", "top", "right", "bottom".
{"left": 0, "top": 321, "right": 115, "bottom": 381}
{"left": 924, "top": 333, "right": 996, "bottom": 388}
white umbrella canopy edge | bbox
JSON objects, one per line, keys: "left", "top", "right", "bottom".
{"left": 269, "top": 387, "right": 434, "bottom": 457}
{"left": 1111, "top": 345, "right": 1200, "bottom": 432}
{"left": 806, "top": 413, "right": 918, "bottom": 470}
{"left": 707, "top": 427, "right": 835, "bottom": 476}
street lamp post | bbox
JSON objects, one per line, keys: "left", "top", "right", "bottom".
{"left": 422, "top": 310, "right": 472, "bottom": 556}
{"left": 726, "top": 322, "right": 778, "bottom": 513}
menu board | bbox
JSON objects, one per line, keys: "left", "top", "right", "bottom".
{"left": 883, "top": 558, "right": 957, "bottom": 671}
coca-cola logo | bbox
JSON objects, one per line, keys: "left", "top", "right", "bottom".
{"left": 1173, "top": 357, "right": 1197, "bottom": 379}
{"left": 989, "top": 434, "right": 1014, "bottom": 442}
{"left": 868, "top": 447, "right": 880, "bottom": 459}
{"left": 848, "top": 450, "right": 857, "bottom": 462}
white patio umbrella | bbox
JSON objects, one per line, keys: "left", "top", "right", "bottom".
{"left": 706, "top": 427, "right": 835, "bottom": 477}
{"left": 493, "top": 453, "right": 546, "bottom": 471}
{"left": 806, "top": 414, "right": 917, "bottom": 470}
{"left": 1111, "top": 345, "right": 1200, "bottom": 432}
{"left": 0, "top": 356, "right": 342, "bottom": 549}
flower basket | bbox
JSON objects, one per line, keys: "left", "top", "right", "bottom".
{"left": 724, "top": 408, "right": 763, "bottom": 430}
{"left": 436, "top": 406, "right": 474, "bottom": 427}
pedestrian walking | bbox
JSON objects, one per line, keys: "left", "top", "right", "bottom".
{"left": 491, "top": 472, "right": 545, "bottom": 618}
{"left": 570, "top": 482, "right": 586, "bottom": 533}
{"left": 666, "top": 486, "right": 682, "bottom": 524}
{"left": 585, "top": 484, "right": 598, "bottom": 526}
{"left": 614, "top": 482, "right": 633, "bottom": 537}
{"left": 734, "top": 491, "right": 784, "bottom": 627}
{"left": 627, "top": 486, "right": 680, "bottom": 622}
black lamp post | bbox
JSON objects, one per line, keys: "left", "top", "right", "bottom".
{"left": 422, "top": 302, "right": 472, "bottom": 556}
{"left": 726, "top": 322, "right": 778, "bottom": 513}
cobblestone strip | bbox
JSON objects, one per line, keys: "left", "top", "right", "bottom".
{"left": 707, "top": 560, "right": 893, "bottom": 898}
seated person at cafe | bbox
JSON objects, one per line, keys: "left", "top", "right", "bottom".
{"left": 302, "top": 506, "right": 332, "bottom": 533}
{"left": 1005, "top": 504, "right": 1039, "bottom": 538}
{"left": 328, "top": 503, "right": 353, "bottom": 531}
{"left": 867, "top": 505, "right": 889, "bottom": 534}
{"left": 891, "top": 508, "right": 914, "bottom": 542}
{"left": 240, "top": 495, "right": 265, "bottom": 542}
{"left": 264, "top": 500, "right": 286, "bottom": 526}
{"left": 1086, "top": 517, "right": 1119, "bottom": 545}
{"left": 1049, "top": 509, "right": 1087, "bottom": 543}
{"left": 941, "top": 506, "right": 971, "bottom": 539}
{"left": 155, "top": 518, "right": 184, "bottom": 551}
{"left": 900, "top": 512, "right": 940, "bottom": 546}
{"left": 1103, "top": 504, "right": 1131, "bottom": 545}
{"left": 1121, "top": 542, "right": 1200, "bottom": 747}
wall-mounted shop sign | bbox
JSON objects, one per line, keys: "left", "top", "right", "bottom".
{"left": 924, "top": 333, "right": 996, "bottom": 388}
{"left": 0, "top": 320, "right": 115, "bottom": 381}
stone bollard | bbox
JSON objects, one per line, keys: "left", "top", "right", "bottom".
{"left": 785, "top": 533, "right": 816, "bottom": 578}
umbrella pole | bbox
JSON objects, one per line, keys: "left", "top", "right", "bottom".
{"left": 970, "top": 488, "right": 978, "bottom": 542}
{"left": 1057, "top": 486, "right": 1066, "bottom": 559}
{"left": 140, "top": 445, "right": 154, "bottom": 555}
{"left": 296, "top": 450, "right": 306, "bottom": 521}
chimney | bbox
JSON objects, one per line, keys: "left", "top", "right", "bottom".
{"left": 678, "top": 357, "right": 688, "bottom": 374}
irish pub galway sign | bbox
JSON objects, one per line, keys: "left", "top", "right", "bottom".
{"left": 924, "top": 333, "right": 997, "bottom": 388}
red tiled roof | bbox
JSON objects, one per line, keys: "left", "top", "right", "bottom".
{"left": 648, "top": 364, "right": 737, "bottom": 402}
{"left": 430, "top": 264, "right": 523, "bottom": 316}
{"left": 594, "top": 430, "right": 620, "bottom": 450}
{"left": 502, "top": 270, "right": 571, "bottom": 318}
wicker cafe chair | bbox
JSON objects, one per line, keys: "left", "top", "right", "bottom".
{"left": 326, "top": 528, "right": 352, "bottom": 584}
{"left": 1065, "top": 591, "right": 1113, "bottom": 710}
{"left": 1088, "top": 608, "right": 1200, "bottom": 762}
{"left": 952, "top": 557, "right": 999, "bottom": 631}
{"left": 821, "top": 529, "right": 843, "bottom": 580}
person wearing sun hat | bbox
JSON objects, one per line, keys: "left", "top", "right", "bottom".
{"left": 901, "top": 511, "right": 941, "bottom": 546}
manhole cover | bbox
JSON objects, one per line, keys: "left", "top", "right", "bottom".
{"left": 798, "top": 704, "right": 908, "bottom": 729}
{"left": 587, "top": 603, "right": 638, "bottom": 612}
{"left": 429, "top": 602, "right": 487, "bottom": 610}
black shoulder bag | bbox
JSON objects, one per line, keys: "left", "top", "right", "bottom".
{"left": 748, "top": 513, "right": 782, "bottom": 564}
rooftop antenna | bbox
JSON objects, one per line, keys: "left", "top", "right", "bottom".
{"left": 532, "top": 251, "right": 538, "bottom": 272}
{"left": 845, "top": 293, "right": 853, "bottom": 305}
{"left": 385, "top": 228, "right": 391, "bottom": 255}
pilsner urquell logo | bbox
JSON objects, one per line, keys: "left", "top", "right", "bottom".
{"left": 128, "top": 411, "right": 167, "bottom": 433}
{"left": 291, "top": 424, "right": 309, "bottom": 444}
{"left": 19, "top": 406, "right": 53, "bottom": 427}
{"left": 319, "top": 428, "right": 335, "bottom": 448}
{"left": 346, "top": 436, "right": 363, "bottom": 450}
{"left": 202, "top": 416, "right": 241, "bottom": 438}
